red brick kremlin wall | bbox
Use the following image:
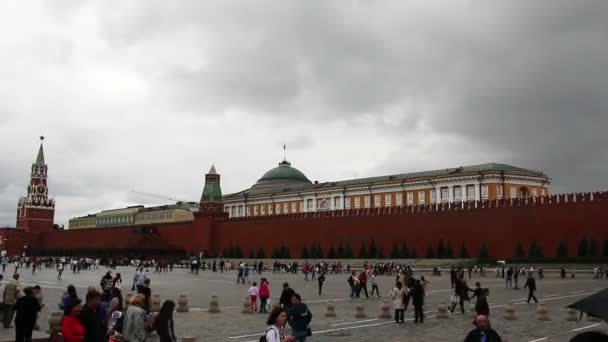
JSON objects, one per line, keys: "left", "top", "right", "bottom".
{"left": 12, "top": 192, "right": 608, "bottom": 258}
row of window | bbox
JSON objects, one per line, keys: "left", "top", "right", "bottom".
{"left": 225, "top": 185, "right": 546, "bottom": 217}
{"left": 73, "top": 211, "right": 176, "bottom": 227}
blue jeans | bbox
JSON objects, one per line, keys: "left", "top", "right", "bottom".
{"left": 293, "top": 329, "right": 308, "bottom": 342}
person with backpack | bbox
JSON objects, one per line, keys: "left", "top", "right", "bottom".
{"left": 287, "top": 293, "right": 312, "bottom": 342}
{"left": 262, "top": 307, "right": 294, "bottom": 342}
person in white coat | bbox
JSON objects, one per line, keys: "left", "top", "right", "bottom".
{"left": 389, "top": 282, "right": 407, "bottom": 324}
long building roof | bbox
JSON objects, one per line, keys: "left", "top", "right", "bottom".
{"left": 223, "top": 163, "right": 548, "bottom": 200}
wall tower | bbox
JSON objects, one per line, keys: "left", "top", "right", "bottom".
{"left": 16, "top": 137, "right": 55, "bottom": 232}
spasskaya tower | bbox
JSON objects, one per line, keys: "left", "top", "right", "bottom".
{"left": 16, "top": 136, "right": 55, "bottom": 232}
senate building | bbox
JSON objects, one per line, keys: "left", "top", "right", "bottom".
{"left": 221, "top": 159, "right": 551, "bottom": 218}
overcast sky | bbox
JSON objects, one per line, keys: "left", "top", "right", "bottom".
{"left": 1, "top": 1, "right": 607, "bottom": 226}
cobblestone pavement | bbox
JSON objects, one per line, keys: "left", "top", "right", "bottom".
{"left": 4, "top": 265, "right": 607, "bottom": 341}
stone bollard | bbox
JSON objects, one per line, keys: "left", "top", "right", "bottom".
{"left": 536, "top": 304, "right": 549, "bottom": 321}
{"left": 469, "top": 303, "right": 477, "bottom": 319}
{"left": 151, "top": 294, "right": 161, "bottom": 313}
{"left": 355, "top": 300, "right": 366, "bottom": 318}
{"left": 503, "top": 303, "right": 516, "bottom": 320}
{"left": 208, "top": 295, "right": 220, "bottom": 313}
{"left": 324, "top": 300, "right": 337, "bottom": 318}
{"left": 177, "top": 294, "right": 189, "bottom": 313}
{"left": 436, "top": 301, "right": 449, "bottom": 319}
{"left": 181, "top": 336, "right": 196, "bottom": 342}
{"left": 125, "top": 293, "right": 134, "bottom": 309}
{"left": 565, "top": 308, "right": 579, "bottom": 321}
{"left": 242, "top": 296, "right": 253, "bottom": 314}
{"left": 47, "top": 311, "right": 63, "bottom": 334}
{"left": 379, "top": 300, "right": 392, "bottom": 319}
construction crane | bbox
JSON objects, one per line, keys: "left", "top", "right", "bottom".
{"left": 130, "top": 190, "right": 195, "bottom": 204}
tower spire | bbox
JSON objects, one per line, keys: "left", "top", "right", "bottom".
{"left": 35, "top": 136, "right": 45, "bottom": 166}
{"left": 283, "top": 144, "right": 287, "bottom": 162}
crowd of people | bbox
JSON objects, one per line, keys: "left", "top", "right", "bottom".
{"left": 0, "top": 256, "right": 606, "bottom": 342}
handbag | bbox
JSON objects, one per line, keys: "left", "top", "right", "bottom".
{"left": 306, "top": 325, "right": 312, "bottom": 337}
{"left": 450, "top": 294, "right": 460, "bottom": 305}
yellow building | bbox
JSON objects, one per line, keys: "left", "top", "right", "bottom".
{"left": 223, "top": 161, "right": 550, "bottom": 218}
{"left": 68, "top": 202, "right": 199, "bottom": 229}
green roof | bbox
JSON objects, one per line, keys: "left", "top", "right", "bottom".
{"left": 253, "top": 160, "right": 311, "bottom": 188}
{"left": 201, "top": 166, "right": 223, "bottom": 203}
{"left": 35, "top": 143, "right": 45, "bottom": 166}
{"left": 223, "top": 163, "right": 548, "bottom": 200}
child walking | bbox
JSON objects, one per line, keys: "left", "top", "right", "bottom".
{"left": 248, "top": 282, "right": 259, "bottom": 311}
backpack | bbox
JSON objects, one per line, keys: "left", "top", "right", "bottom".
{"left": 259, "top": 327, "right": 276, "bottom": 342}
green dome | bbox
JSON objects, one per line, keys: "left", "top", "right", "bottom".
{"left": 253, "top": 160, "right": 311, "bottom": 188}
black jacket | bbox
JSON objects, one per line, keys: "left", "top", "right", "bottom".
{"left": 524, "top": 277, "right": 536, "bottom": 291}
{"left": 464, "top": 328, "right": 502, "bottom": 342}
{"left": 411, "top": 284, "right": 424, "bottom": 306}
{"left": 287, "top": 303, "right": 312, "bottom": 332}
{"left": 80, "top": 304, "right": 105, "bottom": 342}
{"left": 14, "top": 296, "right": 41, "bottom": 327}
{"left": 279, "top": 288, "right": 295, "bottom": 307}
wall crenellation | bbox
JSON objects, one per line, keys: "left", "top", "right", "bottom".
{"left": 218, "top": 191, "right": 608, "bottom": 223}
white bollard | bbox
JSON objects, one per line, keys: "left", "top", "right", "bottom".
{"left": 151, "top": 294, "right": 161, "bottom": 313}
{"left": 503, "top": 303, "right": 516, "bottom": 320}
{"left": 324, "top": 301, "right": 337, "bottom": 318}
{"left": 536, "top": 304, "right": 549, "bottom": 321}
{"left": 355, "top": 300, "right": 366, "bottom": 318}
{"left": 436, "top": 301, "right": 449, "bottom": 319}
{"left": 379, "top": 300, "right": 392, "bottom": 319}
{"left": 565, "top": 308, "right": 579, "bottom": 321}
{"left": 177, "top": 294, "right": 189, "bottom": 313}
{"left": 242, "top": 296, "right": 253, "bottom": 314}
{"left": 208, "top": 295, "right": 220, "bottom": 313}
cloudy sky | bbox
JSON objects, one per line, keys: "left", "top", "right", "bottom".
{"left": 1, "top": 0, "right": 607, "bottom": 226}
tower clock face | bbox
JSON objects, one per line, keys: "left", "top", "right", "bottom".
{"left": 36, "top": 184, "right": 46, "bottom": 194}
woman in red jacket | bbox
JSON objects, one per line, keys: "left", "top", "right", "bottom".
{"left": 258, "top": 278, "right": 271, "bottom": 314}
{"left": 61, "top": 300, "right": 85, "bottom": 342}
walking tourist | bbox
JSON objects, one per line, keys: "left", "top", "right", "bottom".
{"left": 14, "top": 287, "right": 41, "bottom": 342}
{"left": 471, "top": 282, "right": 489, "bottom": 316}
{"left": 317, "top": 273, "right": 325, "bottom": 295}
{"left": 389, "top": 282, "right": 406, "bottom": 324}
{"left": 287, "top": 293, "right": 312, "bottom": 342}
{"left": 3, "top": 273, "right": 21, "bottom": 328}
{"left": 60, "top": 285, "right": 80, "bottom": 314}
{"left": 411, "top": 279, "right": 425, "bottom": 323}
{"left": 506, "top": 267, "right": 513, "bottom": 288}
{"left": 123, "top": 294, "right": 147, "bottom": 342}
{"left": 141, "top": 278, "right": 152, "bottom": 313}
{"left": 524, "top": 273, "right": 538, "bottom": 304}
{"left": 370, "top": 274, "right": 380, "bottom": 297}
{"left": 80, "top": 290, "right": 105, "bottom": 342}
{"left": 249, "top": 282, "right": 259, "bottom": 311}
{"left": 464, "top": 315, "right": 502, "bottom": 342}
{"left": 358, "top": 271, "right": 369, "bottom": 299}
{"left": 259, "top": 278, "right": 270, "bottom": 314}
{"left": 61, "top": 300, "right": 85, "bottom": 342}
{"left": 264, "top": 307, "right": 293, "bottom": 342}
{"left": 154, "top": 300, "right": 177, "bottom": 342}
{"left": 279, "top": 283, "right": 295, "bottom": 309}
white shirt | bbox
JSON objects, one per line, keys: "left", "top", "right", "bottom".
{"left": 265, "top": 325, "right": 280, "bottom": 342}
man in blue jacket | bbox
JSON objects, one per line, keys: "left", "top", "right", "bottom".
{"left": 287, "top": 293, "right": 312, "bottom": 342}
